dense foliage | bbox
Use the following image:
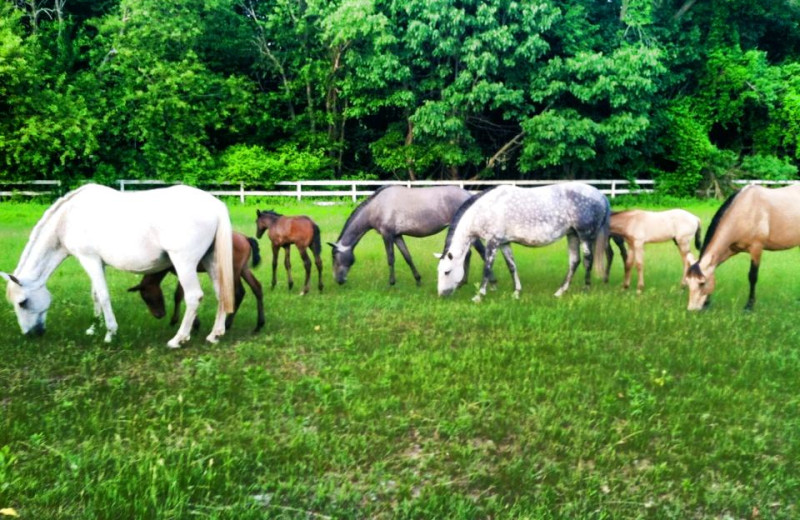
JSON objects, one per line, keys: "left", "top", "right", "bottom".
{"left": 1, "top": 0, "right": 799, "bottom": 193}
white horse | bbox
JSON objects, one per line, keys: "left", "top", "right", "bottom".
{"left": 1, "top": 184, "right": 235, "bottom": 348}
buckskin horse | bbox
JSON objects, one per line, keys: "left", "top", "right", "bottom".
{"left": 686, "top": 184, "right": 800, "bottom": 311}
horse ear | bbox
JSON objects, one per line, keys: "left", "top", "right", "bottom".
{"left": 256, "top": 209, "right": 263, "bottom": 217}
{"left": 127, "top": 284, "right": 143, "bottom": 293}
{"left": 433, "top": 253, "right": 443, "bottom": 259}
{"left": 0, "top": 272, "right": 21, "bottom": 286}
{"left": 447, "top": 252, "right": 453, "bottom": 260}
{"left": 327, "top": 241, "right": 338, "bottom": 249}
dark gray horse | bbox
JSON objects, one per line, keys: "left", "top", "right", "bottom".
{"left": 328, "top": 185, "right": 492, "bottom": 286}
{"left": 437, "top": 183, "right": 611, "bottom": 301}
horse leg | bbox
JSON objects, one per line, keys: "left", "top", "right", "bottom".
{"left": 241, "top": 267, "right": 265, "bottom": 331}
{"left": 460, "top": 249, "right": 472, "bottom": 287}
{"left": 633, "top": 240, "right": 645, "bottom": 294}
{"left": 224, "top": 280, "right": 246, "bottom": 330}
{"left": 675, "top": 237, "right": 692, "bottom": 287}
{"left": 474, "top": 241, "right": 499, "bottom": 302}
{"left": 168, "top": 263, "right": 204, "bottom": 348}
{"left": 271, "top": 243, "right": 280, "bottom": 290}
{"left": 555, "top": 234, "right": 581, "bottom": 297}
{"left": 76, "top": 257, "right": 118, "bottom": 342}
{"left": 284, "top": 245, "right": 294, "bottom": 291}
{"left": 622, "top": 238, "right": 635, "bottom": 290}
{"left": 500, "top": 244, "right": 521, "bottom": 299}
{"left": 383, "top": 235, "right": 396, "bottom": 285}
{"left": 198, "top": 253, "right": 229, "bottom": 345}
{"left": 580, "top": 237, "right": 594, "bottom": 288}
{"left": 297, "top": 245, "right": 312, "bottom": 295}
{"left": 170, "top": 278, "right": 184, "bottom": 327}
{"left": 745, "top": 248, "right": 763, "bottom": 311}
{"left": 471, "top": 239, "right": 497, "bottom": 286}
{"left": 314, "top": 252, "right": 324, "bottom": 292}
{"left": 394, "top": 236, "right": 422, "bottom": 286}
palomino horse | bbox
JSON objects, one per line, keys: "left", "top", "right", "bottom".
{"left": 128, "top": 232, "right": 265, "bottom": 332}
{"left": 606, "top": 209, "right": 702, "bottom": 293}
{"left": 1, "top": 184, "right": 234, "bottom": 348}
{"left": 686, "top": 184, "right": 800, "bottom": 311}
{"left": 329, "top": 185, "right": 493, "bottom": 286}
{"left": 256, "top": 210, "right": 323, "bottom": 295}
{"left": 437, "top": 183, "right": 610, "bottom": 301}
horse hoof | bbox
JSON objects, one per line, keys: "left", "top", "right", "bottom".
{"left": 472, "top": 294, "right": 482, "bottom": 303}
{"left": 512, "top": 291, "right": 520, "bottom": 300}
{"left": 167, "top": 336, "right": 188, "bottom": 349}
{"left": 205, "top": 333, "right": 220, "bottom": 344}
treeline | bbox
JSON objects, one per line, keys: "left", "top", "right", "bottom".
{"left": 1, "top": 0, "right": 800, "bottom": 195}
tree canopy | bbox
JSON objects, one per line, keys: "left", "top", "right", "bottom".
{"left": 1, "top": 0, "right": 799, "bottom": 194}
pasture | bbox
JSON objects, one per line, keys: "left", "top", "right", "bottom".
{"left": 1, "top": 196, "right": 799, "bottom": 519}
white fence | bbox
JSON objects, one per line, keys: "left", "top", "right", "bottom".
{"left": 117, "top": 178, "right": 656, "bottom": 202}
{"left": 2, "top": 178, "right": 798, "bottom": 202}
{"left": 0, "top": 180, "right": 62, "bottom": 198}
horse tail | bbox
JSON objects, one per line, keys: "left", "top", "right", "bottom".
{"left": 214, "top": 207, "right": 235, "bottom": 314}
{"left": 247, "top": 237, "right": 262, "bottom": 268}
{"left": 311, "top": 222, "right": 322, "bottom": 257}
{"left": 593, "top": 198, "right": 611, "bottom": 278}
{"left": 694, "top": 221, "right": 702, "bottom": 251}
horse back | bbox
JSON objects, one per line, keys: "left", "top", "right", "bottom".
{"left": 371, "top": 186, "right": 469, "bottom": 236}
{"left": 59, "top": 185, "right": 226, "bottom": 273}
{"left": 754, "top": 185, "right": 800, "bottom": 249}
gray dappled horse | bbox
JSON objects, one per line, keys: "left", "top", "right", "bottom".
{"left": 437, "top": 183, "right": 611, "bottom": 301}
{"left": 328, "top": 185, "right": 493, "bottom": 286}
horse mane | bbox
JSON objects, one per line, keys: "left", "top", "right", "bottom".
{"left": 16, "top": 184, "right": 93, "bottom": 271}
{"left": 442, "top": 186, "right": 500, "bottom": 253}
{"left": 336, "top": 185, "right": 393, "bottom": 241}
{"left": 261, "top": 209, "right": 283, "bottom": 218}
{"left": 699, "top": 188, "right": 743, "bottom": 258}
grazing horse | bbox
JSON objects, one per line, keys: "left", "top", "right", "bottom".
{"left": 256, "top": 209, "right": 323, "bottom": 295}
{"left": 328, "top": 185, "right": 492, "bottom": 286}
{"left": 437, "top": 183, "right": 610, "bottom": 301}
{"left": 1, "top": 184, "right": 234, "bottom": 348}
{"left": 606, "top": 209, "right": 702, "bottom": 293}
{"left": 686, "top": 184, "right": 800, "bottom": 311}
{"left": 128, "top": 232, "right": 265, "bottom": 332}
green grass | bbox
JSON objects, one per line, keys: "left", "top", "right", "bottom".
{"left": 1, "top": 197, "right": 799, "bottom": 519}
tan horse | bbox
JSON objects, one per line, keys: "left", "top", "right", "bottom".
{"left": 256, "top": 209, "right": 323, "bottom": 295}
{"left": 606, "top": 209, "right": 702, "bottom": 293}
{"left": 687, "top": 184, "right": 800, "bottom": 311}
{"left": 128, "top": 232, "right": 265, "bottom": 331}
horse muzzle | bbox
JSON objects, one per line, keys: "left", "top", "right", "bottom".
{"left": 25, "top": 322, "right": 46, "bottom": 337}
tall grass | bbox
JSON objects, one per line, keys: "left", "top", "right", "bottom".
{"left": 0, "top": 197, "right": 798, "bottom": 519}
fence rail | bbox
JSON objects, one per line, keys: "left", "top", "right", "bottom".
{"left": 117, "top": 178, "right": 657, "bottom": 202}
{"left": 3, "top": 178, "right": 798, "bottom": 202}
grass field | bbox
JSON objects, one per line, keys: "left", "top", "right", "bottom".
{"left": 1, "top": 195, "right": 799, "bottom": 519}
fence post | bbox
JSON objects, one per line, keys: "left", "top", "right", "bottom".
{"left": 296, "top": 183, "right": 302, "bottom": 202}
{"left": 352, "top": 183, "right": 357, "bottom": 203}
{"left": 240, "top": 182, "right": 245, "bottom": 204}
{"left": 119, "top": 180, "right": 125, "bottom": 192}
{"left": 611, "top": 180, "right": 616, "bottom": 199}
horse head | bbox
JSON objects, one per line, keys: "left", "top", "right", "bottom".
{"left": 435, "top": 249, "right": 465, "bottom": 297}
{"left": 686, "top": 263, "right": 714, "bottom": 311}
{"left": 127, "top": 280, "right": 167, "bottom": 319}
{"left": 328, "top": 242, "right": 353, "bottom": 284}
{"left": 1, "top": 272, "right": 51, "bottom": 336}
{"left": 255, "top": 209, "right": 280, "bottom": 239}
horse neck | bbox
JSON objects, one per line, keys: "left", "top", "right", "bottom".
{"left": 338, "top": 206, "right": 373, "bottom": 247}
{"left": 15, "top": 209, "right": 68, "bottom": 286}
{"left": 445, "top": 211, "right": 476, "bottom": 260}
{"left": 698, "top": 218, "right": 737, "bottom": 274}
